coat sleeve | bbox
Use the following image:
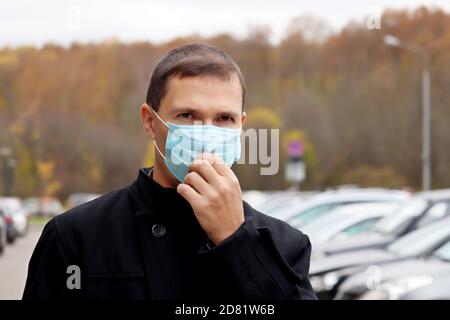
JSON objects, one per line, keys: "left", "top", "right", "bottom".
{"left": 197, "top": 215, "right": 317, "bottom": 300}
{"left": 22, "top": 218, "right": 73, "bottom": 300}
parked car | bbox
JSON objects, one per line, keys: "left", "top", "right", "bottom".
{"left": 336, "top": 237, "right": 450, "bottom": 300}
{"left": 23, "top": 197, "right": 65, "bottom": 217}
{"left": 248, "top": 190, "right": 317, "bottom": 217}
{"left": 282, "top": 188, "right": 409, "bottom": 226}
{"left": 299, "top": 202, "right": 401, "bottom": 247}
{"left": 401, "top": 268, "right": 450, "bottom": 299}
{"left": 0, "top": 205, "right": 16, "bottom": 243}
{"left": 0, "top": 208, "right": 7, "bottom": 255}
{"left": 66, "top": 193, "right": 101, "bottom": 209}
{"left": 0, "top": 197, "right": 29, "bottom": 238}
{"left": 315, "top": 189, "right": 450, "bottom": 256}
{"left": 309, "top": 218, "right": 450, "bottom": 299}
{"left": 242, "top": 190, "right": 269, "bottom": 209}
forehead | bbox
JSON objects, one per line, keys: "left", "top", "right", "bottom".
{"left": 160, "top": 75, "right": 242, "bottom": 115}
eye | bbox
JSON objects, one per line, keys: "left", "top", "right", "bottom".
{"left": 177, "top": 112, "right": 192, "bottom": 119}
{"left": 218, "top": 114, "right": 235, "bottom": 123}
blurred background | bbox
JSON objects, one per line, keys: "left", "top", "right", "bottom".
{"left": 1, "top": 0, "right": 450, "bottom": 300}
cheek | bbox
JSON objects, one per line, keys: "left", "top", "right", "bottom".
{"left": 154, "top": 124, "right": 168, "bottom": 147}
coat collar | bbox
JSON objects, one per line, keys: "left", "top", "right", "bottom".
{"left": 128, "top": 167, "right": 194, "bottom": 219}
{"left": 128, "top": 167, "right": 254, "bottom": 223}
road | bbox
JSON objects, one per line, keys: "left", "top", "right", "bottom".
{"left": 0, "top": 226, "right": 43, "bottom": 300}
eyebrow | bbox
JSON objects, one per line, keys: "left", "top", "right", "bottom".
{"left": 218, "top": 111, "right": 241, "bottom": 117}
{"left": 171, "top": 106, "right": 199, "bottom": 115}
{"left": 171, "top": 106, "right": 240, "bottom": 117}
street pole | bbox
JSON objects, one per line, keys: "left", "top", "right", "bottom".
{"left": 0, "top": 146, "right": 16, "bottom": 196}
{"left": 422, "top": 55, "right": 431, "bottom": 191}
{"left": 384, "top": 35, "right": 431, "bottom": 191}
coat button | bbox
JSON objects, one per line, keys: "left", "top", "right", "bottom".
{"left": 152, "top": 224, "right": 166, "bottom": 238}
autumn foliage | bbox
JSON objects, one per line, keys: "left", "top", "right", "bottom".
{"left": 1, "top": 7, "right": 449, "bottom": 198}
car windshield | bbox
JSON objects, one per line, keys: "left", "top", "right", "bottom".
{"left": 287, "top": 203, "right": 341, "bottom": 228}
{"left": 341, "top": 218, "right": 380, "bottom": 236}
{"left": 265, "top": 199, "right": 298, "bottom": 214}
{"left": 301, "top": 212, "right": 350, "bottom": 235}
{"left": 387, "top": 220, "right": 450, "bottom": 256}
{"left": 374, "top": 198, "right": 428, "bottom": 235}
{"left": 432, "top": 241, "right": 450, "bottom": 262}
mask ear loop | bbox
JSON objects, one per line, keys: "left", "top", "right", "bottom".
{"left": 153, "top": 140, "right": 166, "bottom": 160}
{"left": 151, "top": 108, "right": 169, "bottom": 128}
{"left": 146, "top": 108, "right": 169, "bottom": 160}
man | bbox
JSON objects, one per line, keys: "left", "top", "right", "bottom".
{"left": 23, "top": 43, "right": 317, "bottom": 300}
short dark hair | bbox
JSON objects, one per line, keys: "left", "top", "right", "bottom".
{"left": 146, "top": 42, "right": 246, "bottom": 111}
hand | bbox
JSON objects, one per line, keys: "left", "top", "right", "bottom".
{"left": 176, "top": 153, "right": 245, "bottom": 245}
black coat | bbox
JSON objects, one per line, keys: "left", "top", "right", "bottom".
{"left": 23, "top": 168, "right": 317, "bottom": 300}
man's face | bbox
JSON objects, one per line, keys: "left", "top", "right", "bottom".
{"left": 141, "top": 74, "right": 246, "bottom": 185}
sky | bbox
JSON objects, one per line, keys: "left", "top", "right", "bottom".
{"left": 1, "top": 0, "right": 449, "bottom": 48}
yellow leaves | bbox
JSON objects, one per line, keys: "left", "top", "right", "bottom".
{"left": 90, "top": 166, "right": 102, "bottom": 186}
{"left": 0, "top": 52, "right": 18, "bottom": 66}
{"left": 246, "top": 107, "right": 282, "bottom": 129}
{"left": 37, "top": 160, "right": 55, "bottom": 182}
{"left": 37, "top": 160, "right": 61, "bottom": 196}
{"left": 45, "top": 181, "right": 61, "bottom": 196}
{"left": 9, "top": 122, "right": 25, "bottom": 135}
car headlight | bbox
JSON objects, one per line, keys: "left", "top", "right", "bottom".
{"left": 360, "top": 276, "right": 434, "bottom": 300}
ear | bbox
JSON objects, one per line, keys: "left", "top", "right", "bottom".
{"left": 241, "top": 111, "right": 247, "bottom": 128}
{"left": 140, "top": 103, "right": 156, "bottom": 139}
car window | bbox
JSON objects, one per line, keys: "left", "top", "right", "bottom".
{"left": 416, "top": 202, "right": 449, "bottom": 228}
{"left": 287, "top": 204, "right": 338, "bottom": 228}
{"left": 341, "top": 217, "right": 380, "bottom": 236}
{"left": 302, "top": 212, "right": 347, "bottom": 235}
{"left": 428, "top": 202, "right": 449, "bottom": 218}
{"left": 388, "top": 220, "right": 450, "bottom": 256}
{"left": 433, "top": 240, "right": 450, "bottom": 262}
{"left": 374, "top": 198, "right": 428, "bottom": 235}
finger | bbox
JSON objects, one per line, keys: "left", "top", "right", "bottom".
{"left": 205, "top": 153, "right": 234, "bottom": 178}
{"left": 189, "top": 157, "right": 220, "bottom": 184}
{"left": 177, "top": 183, "right": 202, "bottom": 204}
{"left": 183, "top": 171, "right": 211, "bottom": 196}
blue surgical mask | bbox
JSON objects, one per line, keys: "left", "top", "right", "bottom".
{"left": 151, "top": 109, "right": 241, "bottom": 182}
